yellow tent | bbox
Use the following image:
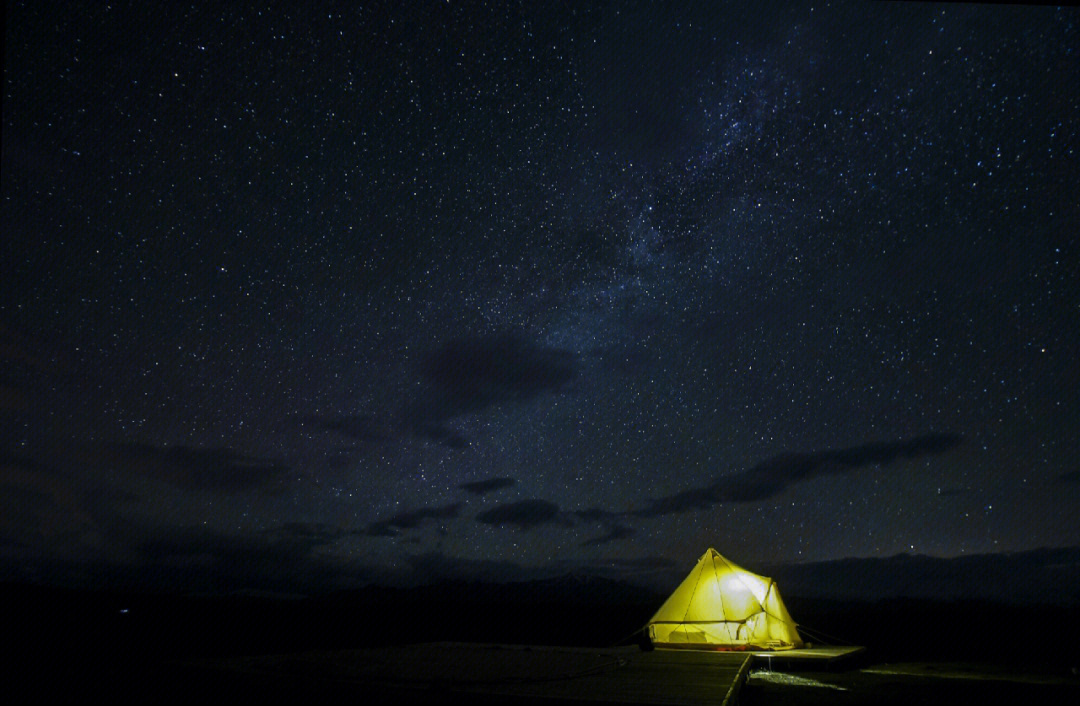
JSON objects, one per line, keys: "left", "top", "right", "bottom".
{"left": 646, "top": 548, "right": 803, "bottom": 650}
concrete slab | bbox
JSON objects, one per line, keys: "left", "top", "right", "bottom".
{"left": 198, "top": 643, "right": 754, "bottom": 705}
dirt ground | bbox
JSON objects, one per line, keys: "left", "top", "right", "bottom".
{"left": 741, "top": 662, "right": 1080, "bottom": 706}
{"left": 17, "top": 652, "right": 1080, "bottom": 705}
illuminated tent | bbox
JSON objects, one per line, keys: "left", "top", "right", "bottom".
{"left": 646, "top": 548, "right": 803, "bottom": 650}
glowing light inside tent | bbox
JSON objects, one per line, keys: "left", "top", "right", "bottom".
{"left": 646, "top": 548, "right": 803, "bottom": 651}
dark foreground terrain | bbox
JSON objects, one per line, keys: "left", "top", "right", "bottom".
{"left": 743, "top": 665, "right": 1079, "bottom": 706}
{"left": 6, "top": 578, "right": 1079, "bottom": 704}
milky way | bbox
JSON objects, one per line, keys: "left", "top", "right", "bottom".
{"left": 3, "top": 1, "right": 1078, "bottom": 593}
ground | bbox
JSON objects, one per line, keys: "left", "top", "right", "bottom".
{"left": 743, "top": 662, "right": 1080, "bottom": 706}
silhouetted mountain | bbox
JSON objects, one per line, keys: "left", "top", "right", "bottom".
{"left": 765, "top": 546, "right": 1080, "bottom": 605}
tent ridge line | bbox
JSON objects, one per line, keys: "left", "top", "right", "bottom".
{"left": 648, "top": 619, "right": 753, "bottom": 625}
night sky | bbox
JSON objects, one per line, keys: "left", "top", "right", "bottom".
{"left": 3, "top": 1, "right": 1078, "bottom": 595}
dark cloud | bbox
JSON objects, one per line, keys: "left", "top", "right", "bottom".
{"left": 459, "top": 477, "right": 517, "bottom": 495}
{"left": 301, "top": 412, "right": 469, "bottom": 450}
{"left": 766, "top": 546, "right": 1080, "bottom": 604}
{"left": 323, "top": 446, "right": 358, "bottom": 472}
{"left": 1056, "top": 470, "right": 1080, "bottom": 484}
{"left": 0, "top": 449, "right": 139, "bottom": 557}
{"left": 573, "top": 507, "right": 625, "bottom": 522}
{"left": 300, "top": 414, "right": 395, "bottom": 443}
{"left": 579, "top": 525, "right": 635, "bottom": 547}
{"left": 1, "top": 454, "right": 99, "bottom": 548}
{"left": 605, "top": 557, "right": 677, "bottom": 571}
{"left": 1, "top": 509, "right": 368, "bottom": 593}
{"left": 363, "top": 522, "right": 400, "bottom": 538}
{"left": 404, "top": 553, "right": 674, "bottom": 588}
{"left": 261, "top": 522, "right": 348, "bottom": 548}
{"left": 364, "top": 502, "right": 462, "bottom": 537}
{"left": 475, "top": 499, "right": 562, "bottom": 529}
{"left": 572, "top": 506, "right": 635, "bottom": 546}
{"left": 408, "top": 420, "right": 470, "bottom": 449}
{"left": 402, "top": 335, "right": 576, "bottom": 447}
{"left": 303, "top": 335, "right": 575, "bottom": 449}
{"left": 108, "top": 442, "right": 289, "bottom": 493}
{"left": 402, "top": 551, "right": 531, "bottom": 585}
{"left": 552, "top": 555, "right": 678, "bottom": 583}
{"left": 418, "top": 334, "right": 576, "bottom": 410}
{"left": 635, "top": 434, "right": 963, "bottom": 516}
{"left": 109, "top": 521, "right": 370, "bottom": 594}
{"left": 633, "top": 486, "right": 721, "bottom": 517}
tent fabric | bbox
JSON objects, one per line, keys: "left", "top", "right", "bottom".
{"left": 646, "top": 548, "right": 803, "bottom": 650}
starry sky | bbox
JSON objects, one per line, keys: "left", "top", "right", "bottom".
{"left": 3, "top": 1, "right": 1079, "bottom": 595}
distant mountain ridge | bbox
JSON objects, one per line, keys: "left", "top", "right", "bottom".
{"left": 296, "top": 546, "right": 1080, "bottom": 606}
{"left": 764, "top": 545, "right": 1080, "bottom": 605}
{"left": 323, "top": 571, "right": 662, "bottom": 607}
{"left": 5, "top": 546, "right": 1079, "bottom": 605}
